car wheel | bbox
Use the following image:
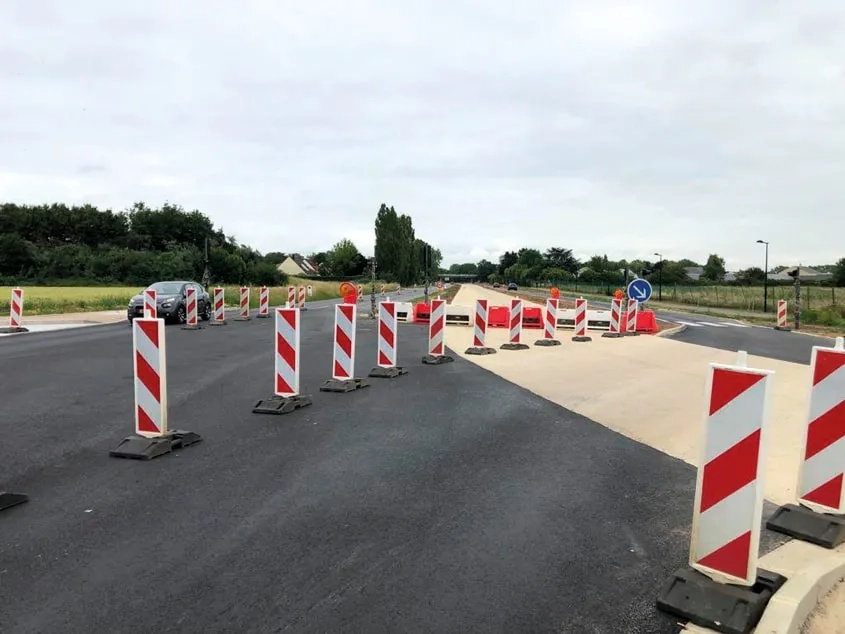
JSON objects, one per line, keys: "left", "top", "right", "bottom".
{"left": 176, "top": 305, "right": 187, "bottom": 324}
{"left": 201, "top": 300, "right": 211, "bottom": 321}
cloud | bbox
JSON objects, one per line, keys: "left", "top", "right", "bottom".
{"left": 1, "top": 0, "right": 844, "bottom": 269}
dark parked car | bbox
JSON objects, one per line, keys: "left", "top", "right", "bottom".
{"left": 127, "top": 281, "right": 211, "bottom": 324}
{"left": 507, "top": 282, "right": 518, "bottom": 291}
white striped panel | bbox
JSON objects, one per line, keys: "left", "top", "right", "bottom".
{"left": 134, "top": 324, "right": 161, "bottom": 376}
{"left": 275, "top": 310, "right": 298, "bottom": 396}
{"left": 135, "top": 375, "right": 163, "bottom": 434}
{"left": 545, "top": 300, "right": 557, "bottom": 338}
{"left": 692, "top": 480, "right": 758, "bottom": 579}
{"left": 799, "top": 436, "right": 845, "bottom": 507}
{"left": 474, "top": 301, "right": 486, "bottom": 346}
{"left": 704, "top": 374, "right": 768, "bottom": 463}
{"left": 809, "top": 352, "right": 845, "bottom": 422}
{"left": 510, "top": 301, "right": 522, "bottom": 341}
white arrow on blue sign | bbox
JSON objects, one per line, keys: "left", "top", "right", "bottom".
{"left": 627, "top": 278, "right": 653, "bottom": 302}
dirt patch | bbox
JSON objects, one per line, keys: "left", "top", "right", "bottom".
{"left": 803, "top": 578, "right": 845, "bottom": 634}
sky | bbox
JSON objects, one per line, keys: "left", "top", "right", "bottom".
{"left": 2, "top": 1, "right": 844, "bottom": 271}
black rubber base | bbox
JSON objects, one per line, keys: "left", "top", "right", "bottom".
{"left": 766, "top": 503, "right": 845, "bottom": 549}
{"left": 0, "top": 326, "right": 28, "bottom": 334}
{"left": 235, "top": 315, "right": 252, "bottom": 321}
{"left": 320, "top": 378, "right": 370, "bottom": 392}
{"left": 534, "top": 339, "right": 561, "bottom": 346}
{"left": 252, "top": 393, "right": 313, "bottom": 415}
{"left": 0, "top": 492, "right": 29, "bottom": 511}
{"left": 368, "top": 366, "right": 408, "bottom": 378}
{"left": 110, "top": 430, "right": 202, "bottom": 460}
{"left": 500, "top": 342, "right": 530, "bottom": 350}
{"left": 465, "top": 346, "right": 497, "bottom": 355}
{"left": 774, "top": 326, "right": 792, "bottom": 331}
{"left": 299, "top": 307, "right": 308, "bottom": 311}
{"left": 623, "top": 331, "right": 639, "bottom": 336}
{"left": 256, "top": 313, "right": 270, "bottom": 318}
{"left": 602, "top": 332, "right": 623, "bottom": 338}
{"left": 656, "top": 567, "right": 787, "bottom": 634}
{"left": 181, "top": 323, "right": 204, "bottom": 330}
{"left": 572, "top": 335, "right": 592, "bottom": 342}
{"left": 422, "top": 354, "right": 455, "bottom": 364}
{"left": 208, "top": 320, "right": 227, "bottom": 326}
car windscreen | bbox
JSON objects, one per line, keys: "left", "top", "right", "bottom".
{"left": 147, "top": 283, "right": 183, "bottom": 295}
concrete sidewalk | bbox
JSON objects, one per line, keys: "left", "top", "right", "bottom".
{"left": 17, "top": 309, "right": 126, "bottom": 324}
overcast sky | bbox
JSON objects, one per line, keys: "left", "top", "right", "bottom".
{"left": 2, "top": 1, "right": 844, "bottom": 270}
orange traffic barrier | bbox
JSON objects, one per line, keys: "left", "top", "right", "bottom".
{"left": 522, "top": 306, "right": 543, "bottom": 329}
{"left": 414, "top": 302, "right": 431, "bottom": 324}
{"left": 488, "top": 305, "right": 509, "bottom": 328}
{"left": 636, "top": 310, "right": 658, "bottom": 333}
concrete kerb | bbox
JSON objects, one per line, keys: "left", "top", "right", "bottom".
{"left": 656, "top": 323, "right": 688, "bottom": 338}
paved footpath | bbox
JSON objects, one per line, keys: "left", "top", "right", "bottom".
{"left": 3, "top": 302, "right": 729, "bottom": 633}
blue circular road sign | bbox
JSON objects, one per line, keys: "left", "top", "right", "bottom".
{"left": 627, "top": 278, "right": 653, "bottom": 302}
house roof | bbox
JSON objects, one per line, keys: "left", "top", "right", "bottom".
{"left": 290, "top": 254, "right": 320, "bottom": 274}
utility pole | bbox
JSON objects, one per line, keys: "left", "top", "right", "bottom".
{"left": 757, "top": 239, "right": 769, "bottom": 312}
{"left": 423, "top": 244, "right": 430, "bottom": 304}
{"left": 201, "top": 237, "right": 211, "bottom": 289}
{"left": 369, "top": 257, "right": 377, "bottom": 320}
{"left": 654, "top": 252, "right": 663, "bottom": 301}
{"left": 790, "top": 265, "right": 801, "bottom": 330}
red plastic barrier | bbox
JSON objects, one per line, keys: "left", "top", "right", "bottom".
{"left": 343, "top": 290, "right": 357, "bottom": 304}
{"left": 488, "top": 305, "right": 509, "bottom": 328}
{"left": 522, "top": 306, "right": 542, "bottom": 329}
{"left": 414, "top": 302, "right": 431, "bottom": 324}
{"left": 636, "top": 310, "right": 658, "bottom": 333}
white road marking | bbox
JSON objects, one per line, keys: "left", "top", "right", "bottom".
{"left": 696, "top": 321, "right": 731, "bottom": 328}
{"left": 675, "top": 320, "right": 705, "bottom": 327}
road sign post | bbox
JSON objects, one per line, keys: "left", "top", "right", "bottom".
{"left": 627, "top": 279, "right": 653, "bottom": 304}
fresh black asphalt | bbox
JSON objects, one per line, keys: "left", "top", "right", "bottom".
{"left": 1, "top": 298, "right": 785, "bottom": 633}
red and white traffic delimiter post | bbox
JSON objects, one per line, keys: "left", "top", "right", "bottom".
{"left": 603, "top": 298, "right": 623, "bottom": 338}
{"left": 535, "top": 298, "right": 561, "bottom": 346}
{"left": 1, "top": 287, "right": 28, "bottom": 333}
{"left": 298, "top": 285, "right": 307, "bottom": 311}
{"left": 572, "top": 297, "right": 591, "bottom": 342}
{"left": 252, "top": 307, "right": 313, "bottom": 414}
{"left": 423, "top": 298, "right": 454, "bottom": 364}
{"left": 624, "top": 298, "right": 639, "bottom": 335}
{"left": 287, "top": 285, "right": 296, "bottom": 309}
{"left": 256, "top": 285, "right": 270, "bottom": 318}
{"left": 182, "top": 286, "right": 201, "bottom": 330}
{"left": 110, "top": 317, "right": 201, "bottom": 459}
{"left": 321, "top": 304, "right": 369, "bottom": 391}
{"left": 143, "top": 288, "right": 157, "bottom": 319}
{"left": 369, "top": 301, "right": 408, "bottom": 378}
{"left": 657, "top": 351, "right": 780, "bottom": 629}
{"left": 236, "top": 286, "right": 251, "bottom": 321}
{"left": 775, "top": 300, "right": 790, "bottom": 331}
{"left": 465, "top": 299, "right": 496, "bottom": 355}
{"left": 766, "top": 336, "right": 845, "bottom": 548}
{"left": 501, "top": 298, "right": 529, "bottom": 350}
{"left": 209, "top": 287, "right": 227, "bottom": 325}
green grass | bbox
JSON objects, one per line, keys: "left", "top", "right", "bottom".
{"left": 0, "top": 279, "right": 401, "bottom": 316}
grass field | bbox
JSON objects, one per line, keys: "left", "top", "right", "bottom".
{"left": 0, "top": 279, "right": 400, "bottom": 316}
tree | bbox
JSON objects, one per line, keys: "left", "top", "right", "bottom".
{"left": 476, "top": 259, "right": 496, "bottom": 281}
{"left": 832, "top": 257, "right": 845, "bottom": 287}
{"left": 736, "top": 267, "right": 766, "bottom": 285}
{"left": 448, "top": 262, "right": 478, "bottom": 275}
{"left": 498, "top": 251, "right": 518, "bottom": 275}
{"left": 702, "top": 254, "right": 727, "bottom": 282}
{"left": 374, "top": 203, "right": 403, "bottom": 281}
{"left": 543, "top": 247, "right": 579, "bottom": 274}
{"left": 325, "top": 238, "right": 362, "bottom": 276}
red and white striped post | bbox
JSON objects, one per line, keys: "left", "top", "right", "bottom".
{"left": 132, "top": 318, "right": 168, "bottom": 438}
{"left": 501, "top": 298, "right": 529, "bottom": 350}
{"left": 466, "top": 299, "right": 496, "bottom": 355}
{"left": 603, "top": 298, "right": 623, "bottom": 338}
{"left": 209, "top": 287, "right": 227, "bottom": 325}
{"left": 369, "top": 301, "right": 407, "bottom": 378}
{"left": 797, "top": 337, "right": 845, "bottom": 514}
{"left": 423, "top": 298, "right": 454, "bottom": 364}
{"left": 2, "top": 287, "right": 28, "bottom": 333}
{"left": 535, "top": 298, "right": 561, "bottom": 346}
{"left": 287, "top": 285, "right": 296, "bottom": 309}
{"left": 357, "top": 284, "right": 364, "bottom": 302}
{"left": 236, "top": 286, "right": 251, "bottom": 321}
{"left": 775, "top": 299, "right": 790, "bottom": 330}
{"left": 572, "top": 297, "right": 591, "bottom": 342}
{"left": 624, "top": 298, "right": 639, "bottom": 335}
{"left": 298, "top": 285, "right": 307, "bottom": 311}
{"left": 320, "top": 304, "right": 369, "bottom": 391}
{"left": 252, "top": 307, "right": 313, "bottom": 414}
{"left": 182, "top": 286, "right": 200, "bottom": 330}
{"left": 256, "top": 285, "right": 270, "bottom": 318}
{"left": 143, "top": 289, "right": 157, "bottom": 319}
{"left": 690, "top": 351, "right": 773, "bottom": 585}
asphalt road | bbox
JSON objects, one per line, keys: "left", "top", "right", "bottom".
{"left": 1, "top": 298, "right": 784, "bottom": 633}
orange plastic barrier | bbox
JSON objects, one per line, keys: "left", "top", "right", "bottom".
{"left": 414, "top": 302, "right": 431, "bottom": 324}
{"left": 636, "top": 310, "right": 658, "bottom": 333}
{"left": 488, "top": 305, "right": 509, "bottom": 328}
{"left": 522, "top": 306, "right": 543, "bottom": 329}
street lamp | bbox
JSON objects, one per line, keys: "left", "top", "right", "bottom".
{"left": 653, "top": 252, "right": 663, "bottom": 301}
{"left": 756, "top": 240, "right": 769, "bottom": 312}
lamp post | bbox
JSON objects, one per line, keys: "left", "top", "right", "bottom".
{"left": 756, "top": 239, "right": 769, "bottom": 312}
{"left": 653, "top": 252, "right": 663, "bottom": 301}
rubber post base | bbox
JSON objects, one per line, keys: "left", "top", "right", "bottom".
{"left": 422, "top": 354, "right": 455, "bottom": 364}
{"left": 235, "top": 315, "right": 252, "bottom": 321}
{"left": 656, "top": 567, "right": 786, "bottom": 634}
{"left": 774, "top": 326, "right": 792, "bottom": 331}
{"left": 0, "top": 492, "right": 29, "bottom": 511}
{"left": 602, "top": 332, "right": 623, "bottom": 338}
{"left": 181, "top": 323, "right": 203, "bottom": 330}
{"left": 110, "top": 430, "right": 202, "bottom": 460}
{"left": 299, "top": 307, "right": 308, "bottom": 311}
{"left": 252, "top": 393, "right": 313, "bottom": 415}
{"left": 368, "top": 366, "right": 408, "bottom": 378}
{"left": 623, "top": 331, "right": 640, "bottom": 336}
{"left": 500, "top": 342, "right": 529, "bottom": 350}
{"left": 465, "top": 346, "right": 497, "bottom": 355}
{"left": 320, "top": 378, "right": 370, "bottom": 392}
{"left": 766, "top": 503, "right": 845, "bottom": 549}
{"left": 256, "top": 313, "right": 270, "bottom": 318}
{"left": 534, "top": 339, "right": 561, "bottom": 346}
{"left": 572, "top": 335, "right": 592, "bottom": 342}
{"left": 208, "top": 320, "right": 227, "bottom": 326}
{"left": 0, "top": 326, "right": 28, "bottom": 334}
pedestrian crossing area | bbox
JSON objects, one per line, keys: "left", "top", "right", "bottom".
{"left": 671, "top": 319, "right": 751, "bottom": 329}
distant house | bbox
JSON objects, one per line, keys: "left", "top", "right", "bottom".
{"left": 277, "top": 254, "right": 321, "bottom": 277}
{"left": 768, "top": 266, "right": 832, "bottom": 282}
{"left": 683, "top": 266, "right": 736, "bottom": 283}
